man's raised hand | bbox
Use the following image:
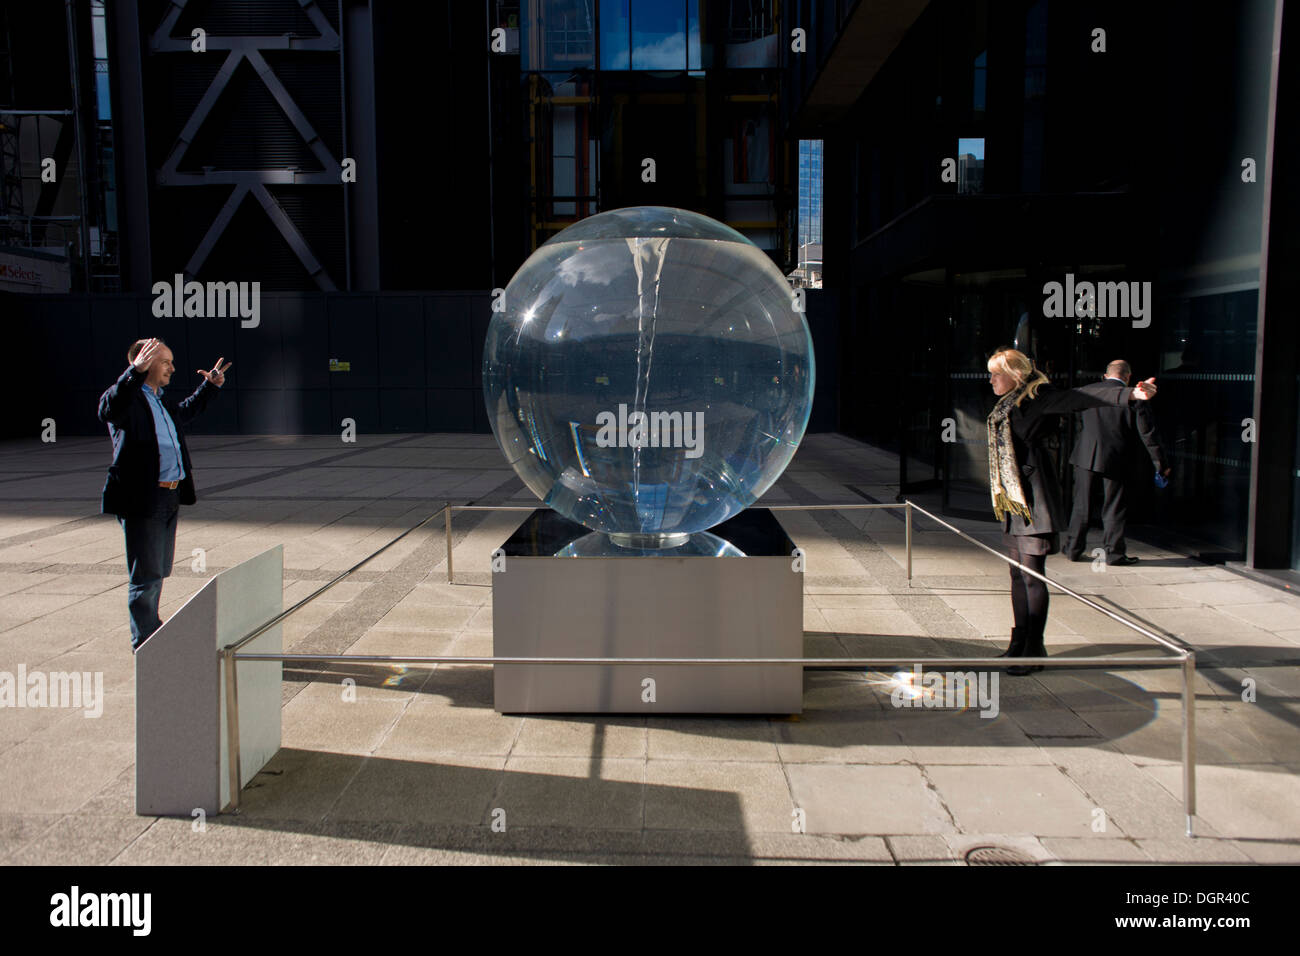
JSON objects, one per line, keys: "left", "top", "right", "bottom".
{"left": 132, "top": 338, "right": 161, "bottom": 373}
{"left": 198, "top": 357, "right": 232, "bottom": 387}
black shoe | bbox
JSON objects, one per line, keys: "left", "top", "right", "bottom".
{"left": 1109, "top": 555, "right": 1139, "bottom": 566}
{"left": 996, "top": 626, "right": 1025, "bottom": 659}
{"left": 1067, "top": 554, "right": 1087, "bottom": 562}
{"left": 1007, "top": 628, "right": 1046, "bottom": 676}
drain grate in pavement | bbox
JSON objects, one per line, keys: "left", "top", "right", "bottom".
{"left": 964, "top": 846, "right": 1038, "bottom": 866}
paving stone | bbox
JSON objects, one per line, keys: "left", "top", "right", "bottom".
{"left": 496, "top": 756, "right": 644, "bottom": 829}
{"left": 0, "top": 812, "right": 60, "bottom": 863}
{"left": 282, "top": 684, "right": 410, "bottom": 755}
{"left": 7, "top": 811, "right": 153, "bottom": 865}
{"left": 1142, "top": 762, "right": 1300, "bottom": 841}
{"left": 887, "top": 834, "right": 962, "bottom": 864}
{"left": 325, "top": 754, "right": 505, "bottom": 825}
{"left": 644, "top": 760, "right": 793, "bottom": 833}
{"left": 0, "top": 739, "right": 134, "bottom": 815}
{"left": 925, "top": 764, "right": 1102, "bottom": 837}
{"left": 1038, "top": 836, "right": 1150, "bottom": 863}
{"left": 786, "top": 763, "right": 957, "bottom": 835}
{"left": 647, "top": 717, "right": 779, "bottom": 761}
{"left": 512, "top": 716, "right": 647, "bottom": 759}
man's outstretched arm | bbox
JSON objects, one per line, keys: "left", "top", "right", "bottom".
{"left": 175, "top": 357, "right": 231, "bottom": 426}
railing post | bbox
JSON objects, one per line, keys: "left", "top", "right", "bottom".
{"left": 445, "top": 502, "right": 454, "bottom": 584}
{"left": 905, "top": 500, "right": 913, "bottom": 587}
{"left": 223, "top": 647, "right": 242, "bottom": 812}
{"left": 1182, "top": 651, "right": 1198, "bottom": 837}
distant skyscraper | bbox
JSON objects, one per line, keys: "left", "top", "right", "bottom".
{"left": 795, "top": 139, "right": 823, "bottom": 287}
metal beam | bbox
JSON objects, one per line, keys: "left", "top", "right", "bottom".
{"left": 250, "top": 182, "right": 336, "bottom": 289}
{"left": 342, "top": 0, "right": 379, "bottom": 290}
{"left": 146, "top": 0, "right": 344, "bottom": 289}
{"left": 245, "top": 47, "right": 340, "bottom": 173}
{"left": 184, "top": 181, "right": 249, "bottom": 276}
{"left": 156, "top": 49, "right": 244, "bottom": 182}
{"left": 149, "top": 0, "right": 340, "bottom": 53}
{"left": 107, "top": 0, "right": 153, "bottom": 290}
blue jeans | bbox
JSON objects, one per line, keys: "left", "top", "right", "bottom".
{"left": 119, "top": 486, "right": 180, "bottom": 649}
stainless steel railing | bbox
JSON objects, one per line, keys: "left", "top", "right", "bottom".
{"left": 220, "top": 499, "right": 1197, "bottom": 836}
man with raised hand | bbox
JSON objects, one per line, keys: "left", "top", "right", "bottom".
{"left": 1064, "top": 359, "right": 1169, "bottom": 566}
{"left": 97, "top": 338, "right": 231, "bottom": 649}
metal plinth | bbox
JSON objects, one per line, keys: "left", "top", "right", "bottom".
{"left": 492, "top": 509, "right": 803, "bottom": 714}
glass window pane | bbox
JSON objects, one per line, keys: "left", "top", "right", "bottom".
{"left": 631, "top": 0, "right": 686, "bottom": 70}
{"left": 688, "top": 0, "right": 701, "bottom": 69}
{"left": 957, "top": 137, "right": 984, "bottom": 194}
{"left": 600, "top": 0, "right": 630, "bottom": 69}
{"left": 524, "top": 0, "right": 595, "bottom": 70}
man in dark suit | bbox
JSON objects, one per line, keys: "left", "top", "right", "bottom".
{"left": 1064, "top": 360, "right": 1170, "bottom": 566}
{"left": 98, "top": 338, "right": 231, "bottom": 649}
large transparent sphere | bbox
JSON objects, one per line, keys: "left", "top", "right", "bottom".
{"left": 483, "top": 206, "right": 814, "bottom": 545}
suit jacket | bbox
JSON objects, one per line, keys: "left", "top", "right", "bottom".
{"left": 1068, "top": 378, "right": 1167, "bottom": 476}
{"left": 97, "top": 364, "right": 218, "bottom": 518}
{"left": 1004, "top": 382, "right": 1137, "bottom": 536}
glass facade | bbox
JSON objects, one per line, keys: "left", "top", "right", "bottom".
{"left": 814, "top": 0, "right": 1290, "bottom": 566}
{"left": 519, "top": 0, "right": 789, "bottom": 260}
{"left": 523, "top": 0, "right": 595, "bottom": 70}
{"left": 595, "top": 0, "right": 702, "bottom": 71}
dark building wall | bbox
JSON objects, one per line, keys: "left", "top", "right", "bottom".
{"left": 3, "top": 291, "right": 491, "bottom": 438}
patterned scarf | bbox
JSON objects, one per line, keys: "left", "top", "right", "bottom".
{"left": 987, "top": 381, "right": 1033, "bottom": 522}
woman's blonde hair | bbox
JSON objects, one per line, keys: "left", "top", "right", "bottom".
{"left": 987, "top": 348, "right": 1049, "bottom": 407}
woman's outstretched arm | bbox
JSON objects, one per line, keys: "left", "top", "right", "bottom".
{"left": 1031, "top": 380, "right": 1154, "bottom": 416}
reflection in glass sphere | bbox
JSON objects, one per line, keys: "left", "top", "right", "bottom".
{"left": 484, "top": 206, "right": 815, "bottom": 546}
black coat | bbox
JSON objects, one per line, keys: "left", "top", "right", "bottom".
{"left": 1068, "top": 377, "right": 1167, "bottom": 476}
{"left": 97, "top": 364, "right": 219, "bottom": 518}
{"left": 1002, "top": 382, "right": 1137, "bottom": 536}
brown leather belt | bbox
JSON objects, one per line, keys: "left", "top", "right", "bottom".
{"left": 158, "top": 481, "right": 179, "bottom": 489}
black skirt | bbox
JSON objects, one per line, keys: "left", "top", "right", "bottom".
{"left": 1002, "top": 514, "right": 1059, "bottom": 555}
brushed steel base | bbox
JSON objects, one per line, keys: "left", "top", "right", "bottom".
{"left": 492, "top": 510, "right": 803, "bottom": 714}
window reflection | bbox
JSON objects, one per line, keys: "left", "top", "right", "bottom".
{"left": 597, "top": 0, "right": 771, "bottom": 71}
{"left": 523, "top": 0, "right": 595, "bottom": 71}
{"left": 631, "top": 0, "right": 687, "bottom": 69}
{"left": 957, "top": 138, "right": 984, "bottom": 194}
{"left": 599, "top": 0, "right": 630, "bottom": 69}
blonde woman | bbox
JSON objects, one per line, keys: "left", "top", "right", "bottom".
{"left": 986, "top": 348, "right": 1156, "bottom": 675}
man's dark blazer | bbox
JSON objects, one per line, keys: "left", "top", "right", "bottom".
{"left": 1003, "top": 382, "right": 1136, "bottom": 536}
{"left": 97, "top": 364, "right": 218, "bottom": 519}
{"left": 1069, "top": 377, "right": 1166, "bottom": 476}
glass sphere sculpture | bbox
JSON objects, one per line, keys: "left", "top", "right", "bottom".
{"left": 483, "top": 206, "right": 815, "bottom": 548}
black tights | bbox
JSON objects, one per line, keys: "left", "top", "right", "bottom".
{"left": 1006, "top": 540, "right": 1049, "bottom": 636}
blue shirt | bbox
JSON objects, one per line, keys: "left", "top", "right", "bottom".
{"left": 142, "top": 383, "right": 186, "bottom": 482}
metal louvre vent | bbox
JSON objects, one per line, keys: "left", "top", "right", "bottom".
{"left": 144, "top": 0, "right": 344, "bottom": 290}
{"left": 174, "top": 0, "right": 320, "bottom": 38}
